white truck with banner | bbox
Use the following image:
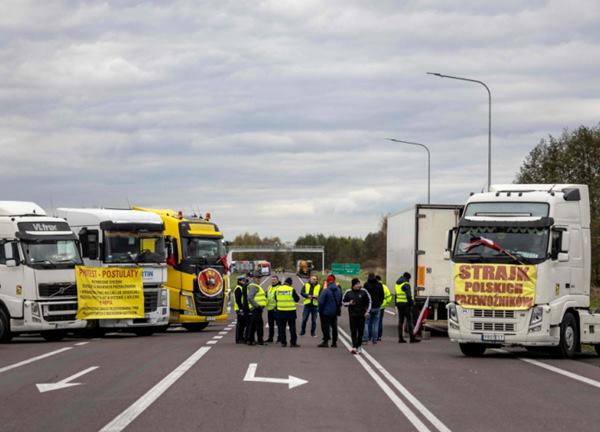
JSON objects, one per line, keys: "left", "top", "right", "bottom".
{"left": 446, "top": 184, "right": 600, "bottom": 358}
{"left": 386, "top": 204, "right": 463, "bottom": 328}
{"left": 0, "top": 201, "right": 87, "bottom": 342}
{"left": 57, "top": 208, "right": 169, "bottom": 336}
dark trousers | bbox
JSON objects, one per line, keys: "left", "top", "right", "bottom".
{"left": 301, "top": 305, "right": 318, "bottom": 336}
{"left": 277, "top": 314, "right": 297, "bottom": 345}
{"left": 267, "top": 309, "right": 278, "bottom": 341}
{"left": 349, "top": 315, "right": 366, "bottom": 348}
{"left": 236, "top": 312, "right": 250, "bottom": 343}
{"left": 249, "top": 307, "right": 264, "bottom": 343}
{"left": 320, "top": 313, "right": 338, "bottom": 344}
{"left": 396, "top": 303, "right": 414, "bottom": 341}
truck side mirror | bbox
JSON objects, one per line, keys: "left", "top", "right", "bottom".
{"left": 4, "top": 241, "right": 19, "bottom": 267}
{"left": 79, "top": 228, "right": 99, "bottom": 260}
{"left": 445, "top": 228, "right": 456, "bottom": 260}
{"left": 442, "top": 250, "right": 451, "bottom": 261}
{"left": 557, "top": 252, "right": 569, "bottom": 262}
{"left": 560, "top": 231, "right": 570, "bottom": 253}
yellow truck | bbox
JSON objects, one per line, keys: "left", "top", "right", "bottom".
{"left": 134, "top": 208, "right": 229, "bottom": 331}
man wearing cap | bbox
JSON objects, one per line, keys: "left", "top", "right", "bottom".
{"left": 247, "top": 273, "right": 267, "bottom": 345}
{"left": 396, "top": 272, "right": 419, "bottom": 343}
{"left": 300, "top": 275, "right": 321, "bottom": 337}
{"left": 266, "top": 275, "right": 281, "bottom": 343}
{"left": 317, "top": 274, "right": 342, "bottom": 348}
{"left": 234, "top": 275, "right": 250, "bottom": 344}
{"left": 274, "top": 277, "right": 301, "bottom": 347}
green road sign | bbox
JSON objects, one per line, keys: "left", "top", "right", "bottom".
{"left": 331, "top": 263, "right": 361, "bottom": 275}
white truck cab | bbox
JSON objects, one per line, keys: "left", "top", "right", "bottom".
{"left": 57, "top": 208, "right": 169, "bottom": 336}
{"left": 0, "top": 201, "right": 86, "bottom": 342}
{"left": 447, "top": 184, "right": 600, "bottom": 357}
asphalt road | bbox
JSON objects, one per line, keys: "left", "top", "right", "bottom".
{"left": 1, "top": 273, "right": 599, "bottom": 432}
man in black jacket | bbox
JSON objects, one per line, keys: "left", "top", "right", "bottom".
{"left": 396, "top": 272, "right": 420, "bottom": 343}
{"left": 342, "top": 278, "right": 372, "bottom": 354}
{"left": 234, "top": 275, "right": 251, "bottom": 344}
{"left": 362, "top": 273, "right": 384, "bottom": 344}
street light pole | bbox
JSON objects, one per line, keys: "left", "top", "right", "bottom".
{"left": 427, "top": 72, "right": 492, "bottom": 190}
{"left": 386, "top": 138, "right": 431, "bottom": 204}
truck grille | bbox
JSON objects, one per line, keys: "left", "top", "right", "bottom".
{"left": 144, "top": 290, "right": 159, "bottom": 313}
{"left": 473, "top": 309, "right": 515, "bottom": 319}
{"left": 194, "top": 293, "right": 224, "bottom": 316}
{"left": 473, "top": 322, "right": 515, "bottom": 332}
{"left": 42, "top": 302, "right": 78, "bottom": 322}
{"left": 39, "top": 282, "right": 77, "bottom": 298}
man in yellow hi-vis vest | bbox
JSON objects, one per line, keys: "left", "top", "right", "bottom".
{"left": 275, "top": 277, "right": 301, "bottom": 347}
{"left": 300, "top": 275, "right": 321, "bottom": 337}
{"left": 395, "top": 272, "right": 419, "bottom": 343}
{"left": 266, "top": 275, "right": 281, "bottom": 343}
{"left": 247, "top": 273, "right": 267, "bottom": 345}
{"left": 377, "top": 275, "right": 392, "bottom": 341}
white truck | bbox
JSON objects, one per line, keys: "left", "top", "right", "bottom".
{"left": 57, "top": 208, "right": 169, "bottom": 336}
{"left": 386, "top": 204, "right": 463, "bottom": 326}
{"left": 447, "top": 184, "right": 600, "bottom": 358}
{"left": 0, "top": 201, "right": 87, "bottom": 342}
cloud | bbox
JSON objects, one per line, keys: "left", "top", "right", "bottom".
{"left": 0, "top": 0, "right": 599, "bottom": 240}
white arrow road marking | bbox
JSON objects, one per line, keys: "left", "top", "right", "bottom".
{"left": 243, "top": 363, "right": 308, "bottom": 389}
{"left": 36, "top": 366, "right": 99, "bottom": 393}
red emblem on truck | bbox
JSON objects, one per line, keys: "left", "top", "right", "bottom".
{"left": 197, "top": 268, "right": 224, "bottom": 297}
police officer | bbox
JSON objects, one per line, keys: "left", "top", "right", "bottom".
{"left": 266, "top": 275, "right": 281, "bottom": 343}
{"left": 275, "top": 277, "right": 301, "bottom": 347}
{"left": 247, "top": 272, "right": 267, "bottom": 345}
{"left": 395, "top": 272, "right": 419, "bottom": 343}
{"left": 300, "top": 275, "right": 321, "bottom": 337}
{"left": 377, "top": 275, "right": 392, "bottom": 341}
{"left": 234, "top": 275, "right": 250, "bottom": 344}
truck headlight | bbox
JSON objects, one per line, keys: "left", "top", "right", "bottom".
{"left": 160, "top": 289, "right": 168, "bottom": 307}
{"left": 447, "top": 303, "right": 458, "bottom": 326}
{"left": 529, "top": 306, "right": 543, "bottom": 327}
{"left": 31, "top": 302, "right": 41, "bottom": 318}
{"left": 184, "top": 295, "right": 194, "bottom": 310}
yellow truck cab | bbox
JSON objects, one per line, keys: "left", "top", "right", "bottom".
{"left": 134, "top": 208, "right": 228, "bottom": 331}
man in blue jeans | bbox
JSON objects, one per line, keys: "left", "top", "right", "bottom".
{"left": 362, "top": 273, "right": 384, "bottom": 344}
{"left": 300, "top": 275, "right": 321, "bottom": 337}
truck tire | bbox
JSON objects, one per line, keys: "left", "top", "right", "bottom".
{"left": 459, "top": 343, "right": 486, "bottom": 357}
{"left": 183, "top": 322, "right": 209, "bottom": 332}
{"left": 555, "top": 312, "right": 578, "bottom": 359}
{"left": 42, "top": 331, "right": 67, "bottom": 342}
{"left": 0, "top": 307, "right": 13, "bottom": 343}
{"left": 133, "top": 328, "right": 155, "bottom": 337}
{"left": 595, "top": 345, "right": 600, "bottom": 356}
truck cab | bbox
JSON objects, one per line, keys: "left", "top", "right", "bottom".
{"left": 57, "top": 208, "right": 169, "bottom": 336}
{"left": 134, "top": 208, "right": 229, "bottom": 331}
{"left": 447, "top": 184, "right": 600, "bottom": 357}
{"left": 0, "top": 201, "right": 87, "bottom": 342}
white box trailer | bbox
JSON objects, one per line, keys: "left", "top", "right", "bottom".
{"left": 386, "top": 204, "right": 463, "bottom": 322}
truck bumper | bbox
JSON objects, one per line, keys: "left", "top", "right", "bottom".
{"left": 174, "top": 313, "right": 229, "bottom": 324}
{"left": 447, "top": 304, "right": 560, "bottom": 347}
{"left": 11, "top": 300, "right": 86, "bottom": 333}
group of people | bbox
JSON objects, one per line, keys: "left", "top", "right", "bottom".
{"left": 233, "top": 270, "right": 421, "bottom": 354}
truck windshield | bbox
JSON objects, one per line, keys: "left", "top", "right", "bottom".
{"left": 454, "top": 226, "right": 549, "bottom": 263}
{"left": 22, "top": 240, "right": 83, "bottom": 269}
{"left": 464, "top": 202, "right": 549, "bottom": 217}
{"left": 181, "top": 237, "right": 225, "bottom": 263}
{"left": 104, "top": 231, "right": 165, "bottom": 264}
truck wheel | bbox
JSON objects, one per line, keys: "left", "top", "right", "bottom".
{"left": 42, "top": 331, "right": 67, "bottom": 342}
{"left": 556, "top": 312, "right": 578, "bottom": 359}
{"left": 0, "top": 307, "right": 13, "bottom": 343}
{"left": 183, "top": 323, "right": 209, "bottom": 332}
{"left": 133, "top": 328, "right": 155, "bottom": 337}
{"left": 595, "top": 345, "right": 600, "bottom": 356}
{"left": 459, "top": 343, "right": 486, "bottom": 357}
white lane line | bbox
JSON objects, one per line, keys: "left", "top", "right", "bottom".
{"left": 385, "top": 309, "right": 396, "bottom": 316}
{"left": 212, "top": 335, "right": 223, "bottom": 340}
{"left": 341, "top": 328, "right": 451, "bottom": 432}
{"left": 75, "top": 342, "right": 90, "bottom": 346}
{"left": 218, "top": 331, "right": 228, "bottom": 335}
{"left": 337, "top": 330, "right": 431, "bottom": 432}
{"left": 0, "top": 347, "right": 73, "bottom": 374}
{"left": 99, "top": 346, "right": 212, "bottom": 432}
{"left": 493, "top": 349, "right": 600, "bottom": 390}
{"left": 206, "top": 340, "right": 217, "bottom": 345}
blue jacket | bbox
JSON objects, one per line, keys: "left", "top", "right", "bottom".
{"left": 318, "top": 283, "right": 342, "bottom": 316}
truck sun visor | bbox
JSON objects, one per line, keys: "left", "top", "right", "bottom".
{"left": 99, "top": 221, "right": 165, "bottom": 232}
{"left": 459, "top": 217, "right": 554, "bottom": 228}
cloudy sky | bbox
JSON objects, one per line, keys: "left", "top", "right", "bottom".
{"left": 1, "top": 0, "right": 599, "bottom": 240}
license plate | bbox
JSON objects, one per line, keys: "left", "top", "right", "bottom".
{"left": 481, "top": 334, "right": 505, "bottom": 342}
{"left": 206, "top": 316, "right": 216, "bottom": 321}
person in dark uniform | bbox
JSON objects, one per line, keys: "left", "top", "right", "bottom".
{"left": 395, "top": 272, "right": 420, "bottom": 343}
{"left": 274, "top": 277, "right": 301, "bottom": 347}
{"left": 234, "top": 275, "right": 250, "bottom": 344}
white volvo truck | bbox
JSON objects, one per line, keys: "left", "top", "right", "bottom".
{"left": 0, "top": 201, "right": 87, "bottom": 342}
{"left": 57, "top": 208, "right": 169, "bottom": 336}
{"left": 447, "top": 184, "right": 600, "bottom": 358}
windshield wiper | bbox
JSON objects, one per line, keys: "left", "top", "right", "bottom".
{"left": 29, "top": 259, "right": 56, "bottom": 268}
